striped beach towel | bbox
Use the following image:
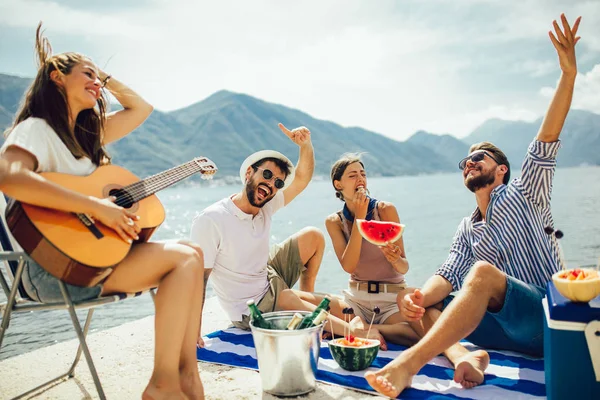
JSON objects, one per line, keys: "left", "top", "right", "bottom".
{"left": 197, "top": 328, "right": 546, "bottom": 399}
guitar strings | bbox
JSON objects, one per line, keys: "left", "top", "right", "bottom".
{"left": 115, "top": 161, "right": 206, "bottom": 206}
{"left": 125, "top": 161, "right": 199, "bottom": 195}
{"left": 114, "top": 160, "right": 215, "bottom": 207}
{"left": 115, "top": 162, "right": 198, "bottom": 206}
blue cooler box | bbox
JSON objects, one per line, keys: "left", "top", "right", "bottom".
{"left": 543, "top": 282, "right": 600, "bottom": 400}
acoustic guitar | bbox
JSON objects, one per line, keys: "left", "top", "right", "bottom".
{"left": 6, "top": 157, "right": 217, "bottom": 287}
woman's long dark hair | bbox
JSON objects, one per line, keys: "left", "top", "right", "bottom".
{"left": 5, "top": 23, "right": 110, "bottom": 166}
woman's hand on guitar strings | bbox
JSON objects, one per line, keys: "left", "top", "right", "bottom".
{"left": 91, "top": 196, "right": 141, "bottom": 243}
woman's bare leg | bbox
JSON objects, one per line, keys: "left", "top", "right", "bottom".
{"left": 375, "top": 312, "right": 420, "bottom": 347}
{"left": 176, "top": 240, "right": 206, "bottom": 400}
{"left": 102, "top": 241, "right": 204, "bottom": 400}
{"left": 293, "top": 290, "right": 350, "bottom": 320}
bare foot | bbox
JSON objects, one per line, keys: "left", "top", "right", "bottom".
{"left": 453, "top": 350, "right": 490, "bottom": 389}
{"left": 142, "top": 382, "right": 189, "bottom": 400}
{"left": 364, "top": 359, "right": 414, "bottom": 398}
{"left": 350, "top": 316, "right": 388, "bottom": 350}
{"left": 180, "top": 370, "right": 205, "bottom": 400}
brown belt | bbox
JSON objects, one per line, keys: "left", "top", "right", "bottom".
{"left": 349, "top": 281, "right": 407, "bottom": 294}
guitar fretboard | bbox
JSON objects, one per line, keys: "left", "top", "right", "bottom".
{"left": 116, "top": 158, "right": 215, "bottom": 206}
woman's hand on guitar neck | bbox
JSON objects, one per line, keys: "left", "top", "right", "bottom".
{"left": 90, "top": 196, "right": 141, "bottom": 243}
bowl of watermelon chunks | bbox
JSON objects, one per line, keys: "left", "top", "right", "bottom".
{"left": 328, "top": 335, "right": 380, "bottom": 371}
{"left": 552, "top": 268, "right": 600, "bottom": 302}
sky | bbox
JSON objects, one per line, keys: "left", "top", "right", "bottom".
{"left": 0, "top": 0, "right": 599, "bottom": 140}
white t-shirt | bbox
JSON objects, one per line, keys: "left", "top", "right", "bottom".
{"left": 190, "top": 191, "right": 285, "bottom": 321}
{"left": 2, "top": 117, "right": 97, "bottom": 175}
{"left": 0, "top": 117, "right": 97, "bottom": 251}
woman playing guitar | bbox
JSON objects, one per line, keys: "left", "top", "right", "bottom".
{"left": 0, "top": 24, "right": 205, "bottom": 400}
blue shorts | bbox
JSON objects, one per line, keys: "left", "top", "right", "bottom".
{"left": 22, "top": 260, "right": 103, "bottom": 303}
{"left": 443, "top": 275, "right": 546, "bottom": 356}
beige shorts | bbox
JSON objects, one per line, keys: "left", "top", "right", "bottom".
{"left": 342, "top": 285, "right": 404, "bottom": 325}
{"left": 232, "top": 235, "right": 305, "bottom": 330}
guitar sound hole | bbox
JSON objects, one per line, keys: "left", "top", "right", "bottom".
{"left": 109, "top": 188, "right": 135, "bottom": 209}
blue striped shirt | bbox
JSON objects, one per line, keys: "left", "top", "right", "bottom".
{"left": 436, "top": 139, "right": 563, "bottom": 291}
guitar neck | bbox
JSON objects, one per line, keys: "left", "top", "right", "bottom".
{"left": 125, "top": 160, "right": 204, "bottom": 203}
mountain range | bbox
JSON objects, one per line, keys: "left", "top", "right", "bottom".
{"left": 1, "top": 73, "right": 599, "bottom": 183}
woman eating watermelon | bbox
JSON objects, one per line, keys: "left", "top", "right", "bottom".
{"left": 324, "top": 153, "right": 414, "bottom": 332}
{"left": 284, "top": 153, "right": 419, "bottom": 347}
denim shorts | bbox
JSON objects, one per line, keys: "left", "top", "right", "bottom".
{"left": 443, "top": 275, "right": 546, "bottom": 357}
{"left": 21, "top": 260, "right": 103, "bottom": 303}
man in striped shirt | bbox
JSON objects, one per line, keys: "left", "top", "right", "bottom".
{"left": 365, "top": 13, "right": 582, "bottom": 398}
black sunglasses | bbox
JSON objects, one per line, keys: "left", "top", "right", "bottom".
{"left": 254, "top": 167, "right": 285, "bottom": 189}
{"left": 458, "top": 151, "right": 501, "bottom": 170}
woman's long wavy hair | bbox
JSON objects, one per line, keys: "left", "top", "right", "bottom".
{"left": 5, "top": 23, "right": 110, "bottom": 166}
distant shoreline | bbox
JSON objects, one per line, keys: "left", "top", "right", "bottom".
{"left": 184, "top": 164, "right": 600, "bottom": 187}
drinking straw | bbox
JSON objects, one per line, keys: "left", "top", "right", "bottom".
{"left": 545, "top": 227, "right": 566, "bottom": 270}
{"left": 366, "top": 306, "right": 380, "bottom": 341}
{"left": 555, "top": 230, "right": 567, "bottom": 270}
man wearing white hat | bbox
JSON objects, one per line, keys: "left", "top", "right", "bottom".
{"left": 190, "top": 123, "right": 325, "bottom": 343}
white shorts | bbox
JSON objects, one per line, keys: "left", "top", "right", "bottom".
{"left": 342, "top": 287, "right": 400, "bottom": 324}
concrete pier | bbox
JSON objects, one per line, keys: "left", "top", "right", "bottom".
{"left": 0, "top": 297, "right": 376, "bottom": 399}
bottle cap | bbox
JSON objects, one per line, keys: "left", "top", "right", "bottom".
{"left": 286, "top": 312, "right": 304, "bottom": 330}
{"left": 313, "top": 309, "right": 329, "bottom": 325}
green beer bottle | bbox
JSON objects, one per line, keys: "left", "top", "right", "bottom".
{"left": 296, "top": 297, "right": 331, "bottom": 329}
{"left": 246, "top": 299, "right": 272, "bottom": 329}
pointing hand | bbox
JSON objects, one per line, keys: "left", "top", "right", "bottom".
{"left": 278, "top": 123, "right": 312, "bottom": 147}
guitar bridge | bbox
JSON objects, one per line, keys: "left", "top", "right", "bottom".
{"left": 75, "top": 213, "right": 104, "bottom": 239}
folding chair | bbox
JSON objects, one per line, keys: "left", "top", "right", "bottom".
{"left": 0, "top": 196, "right": 156, "bottom": 400}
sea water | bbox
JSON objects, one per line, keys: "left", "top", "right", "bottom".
{"left": 1, "top": 166, "right": 599, "bottom": 360}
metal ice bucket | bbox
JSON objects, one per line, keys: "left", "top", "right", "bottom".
{"left": 249, "top": 310, "right": 324, "bottom": 396}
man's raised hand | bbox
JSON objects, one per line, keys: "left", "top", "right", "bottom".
{"left": 549, "top": 14, "right": 581, "bottom": 77}
{"left": 278, "top": 123, "right": 311, "bottom": 147}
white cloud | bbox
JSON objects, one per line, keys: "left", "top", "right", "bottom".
{"left": 83, "top": 0, "right": 469, "bottom": 139}
{"left": 541, "top": 64, "right": 600, "bottom": 113}
{"left": 0, "top": 0, "right": 598, "bottom": 141}
{"left": 0, "top": 0, "right": 148, "bottom": 38}
{"left": 511, "top": 60, "right": 557, "bottom": 77}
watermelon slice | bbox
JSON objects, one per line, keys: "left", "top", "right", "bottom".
{"left": 356, "top": 219, "right": 405, "bottom": 246}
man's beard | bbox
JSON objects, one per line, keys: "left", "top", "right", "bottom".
{"left": 465, "top": 167, "right": 496, "bottom": 192}
{"left": 245, "top": 179, "right": 274, "bottom": 208}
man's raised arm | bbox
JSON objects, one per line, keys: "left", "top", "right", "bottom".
{"left": 537, "top": 14, "right": 581, "bottom": 143}
{"left": 277, "top": 123, "right": 315, "bottom": 206}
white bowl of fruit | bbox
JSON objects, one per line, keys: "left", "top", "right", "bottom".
{"left": 552, "top": 268, "right": 600, "bottom": 303}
